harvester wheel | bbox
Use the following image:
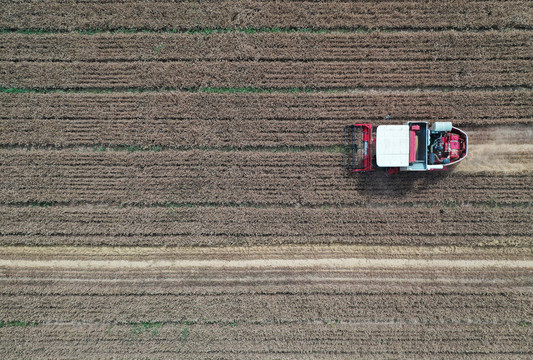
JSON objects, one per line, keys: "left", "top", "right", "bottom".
{"left": 385, "top": 167, "right": 400, "bottom": 176}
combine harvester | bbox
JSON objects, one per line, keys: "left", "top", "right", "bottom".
{"left": 345, "top": 121, "right": 468, "bottom": 174}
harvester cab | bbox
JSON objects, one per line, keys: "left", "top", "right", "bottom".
{"left": 345, "top": 121, "right": 467, "bottom": 173}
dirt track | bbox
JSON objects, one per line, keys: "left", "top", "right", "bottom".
{"left": 1, "top": 0, "right": 532, "bottom": 358}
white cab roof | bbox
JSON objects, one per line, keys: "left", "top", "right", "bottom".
{"left": 376, "top": 125, "right": 410, "bottom": 167}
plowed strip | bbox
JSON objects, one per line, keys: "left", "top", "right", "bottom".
{"left": 1, "top": 0, "right": 531, "bottom": 31}
{"left": 1, "top": 91, "right": 531, "bottom": 147}
{"left": 2, "top": 60, "right": 531, "bottom": 89}
{"left": 2, "top": 31, "right": 531, "bottom": 62}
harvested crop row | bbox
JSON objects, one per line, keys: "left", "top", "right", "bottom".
{"left": 1, "top": 91, "right": 531, "bottom": 148}
{"left": 2, "top": 285, "right": 530, "bottom": 325}
{"left": 1, "top": 266, "right": 531, "bottom": 358}
{"left": 465, "top": 126, "right": 533, "bottom": 145}
{"left": 2, "top": 31, "right": 531, "bottom": 62}
{"left": 2, "top": 60, "right": 531, "bottom": 89}
{"left": 4, "top": 234, "right": 531, "bottom": 248}
{"left": 5, "top": 120, "right": 529, "bottom": 149}
{"left": 1, "top": 206, "right": 531, "bottom": 247}
{"left": 1, "top": 323, "right": 530, "bottom": 359}
{"left": 1, "top": 150, "right": 532, "bottom": 207}
{"left": 1, "top": 0, "right": 531, "bottom": 31}
{"left": 2, "top": 267, "right": 531, "bottom": 322}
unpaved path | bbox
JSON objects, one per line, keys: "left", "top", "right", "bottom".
{"left": 2, "top": 244, "right": 531, "bottom": 260}
{"left": 2, "top": 257, "right": 532, "bottom": 270}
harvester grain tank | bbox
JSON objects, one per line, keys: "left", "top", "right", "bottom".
{"left": 344, "top": 121, "right": 468, "bottom": 173}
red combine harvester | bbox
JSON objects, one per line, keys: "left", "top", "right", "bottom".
{"left": 344, "top": 121, "right": 468, "bottom": 174}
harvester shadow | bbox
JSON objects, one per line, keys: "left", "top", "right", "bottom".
{"left": 344, "top": 170, "right": 450, "bottom": 203}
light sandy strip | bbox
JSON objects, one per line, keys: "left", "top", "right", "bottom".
{"left": 454, "top": 143, "right": 533, "bottom": 173}
{"left": 0, "top": 276, "right": 517, "bottom": 284}
{"left": 1, "top": 258, "right": 532, "bottom": 269}
{"left": 1, "top": 245, "right": 531, "bottom": 258}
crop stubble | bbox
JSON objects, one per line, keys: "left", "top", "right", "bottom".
{"left": 1, "top": 262, "right": 532, "bottom": 358}
{"left": 2, "top": 31, "right": 531, "bottom": 62}
{"left": 1, "top": 205, "right": 531, "bottom": 247}
{"left": 1, "top": 0, "right": 531, "bottom": 31}
{"left": 2, "top": 59, "right": 531, "bottom": 89}
{"left": 1, "top": 1, "right": 533, "bottom": 358}
{"left": 1, "top": 91, "right": 532, "bottom": 148}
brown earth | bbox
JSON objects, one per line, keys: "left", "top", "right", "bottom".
{"left": 1, "top": 149, "right": 532, "bottom": 206}
{"left": 1, "top": 251, "right": 532, "bottom": 358}
{"left": 1, "top": 0, "right": 531, "bottom": 31}
{"left": 1, "top": 1, "right": 532, "bottom": 358}
{"left": 1, "top": 205, "right": 531, "bottom": 247}
{"left": 1, "top": 92, "right": 532, "bottom": 148}
{"left": 1, "top": 31, "right": 531, "bottom": 62}
{"left": 2, "top": 60, "right": 532, "bottom": 89}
